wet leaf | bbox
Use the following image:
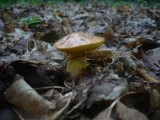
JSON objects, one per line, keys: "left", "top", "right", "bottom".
{"left": 39, "top": 30, "right": 60, "bottom": 43}
{"left": 142, "top": 48, "right": 160, "bottom": 80}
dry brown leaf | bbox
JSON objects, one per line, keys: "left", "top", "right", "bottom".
{"left": 4, "top": 74, "right": 56, "bottom": 116}
{"left": 93, "top": 100, "right": 149, "bottom": 120}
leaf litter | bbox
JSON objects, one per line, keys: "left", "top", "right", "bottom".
{"left": 0, "top": 2, "right": 160, "bottom": 120}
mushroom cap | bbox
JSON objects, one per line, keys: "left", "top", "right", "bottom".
{"left": 54, "top": 32, "right": 104, "bottom": 53}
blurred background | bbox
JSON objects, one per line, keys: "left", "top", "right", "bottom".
{"left": 0, "top": 0, "right": 160, "bottom": 8}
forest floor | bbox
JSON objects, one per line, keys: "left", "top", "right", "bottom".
{"left": 0, "top": 2, "right": 160, "bottom": 120}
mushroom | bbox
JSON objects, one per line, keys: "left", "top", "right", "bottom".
{"left": 54, "top": 32, "right": 104, "bottom": 77}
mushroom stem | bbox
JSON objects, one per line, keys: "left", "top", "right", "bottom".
{"left": 66, "top": 56, "right": 88, "bottom": 77}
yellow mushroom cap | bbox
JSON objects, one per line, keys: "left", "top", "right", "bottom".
{"left": 54, "top": 32, "right": 104, "bottom": 53}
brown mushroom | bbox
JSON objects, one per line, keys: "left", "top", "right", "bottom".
{"left": 54, "top": 32, "right": 104, "bottom": 77}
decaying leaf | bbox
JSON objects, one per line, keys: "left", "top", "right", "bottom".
{"left": 148, "top": 89, "right": 160, "bottom": 109}
{"left": 93, "top": 92, "right": 150, "bottom": 120}
{"left": 4, "top": 74, "right": 73, "bottom": 120}
{"left": 66, "top": 71, "right": 128, "bottom": 119}
{"left": 4, "top": 74, "right": 56, "bottom": 116}
{"left": 86, "top": 72, "right": 128, "bottom": 108}
{"left": 142, "top": 47, "right": 160, "bottom": 80}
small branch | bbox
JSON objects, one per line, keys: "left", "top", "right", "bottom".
{"left": 137, "top": 68, "right": 159, "bottom": 83}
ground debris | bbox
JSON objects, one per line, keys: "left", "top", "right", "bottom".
{"left": 0, "top": 2, "right": 160, "bottom": 120}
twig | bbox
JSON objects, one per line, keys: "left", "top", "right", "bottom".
{"left": 137, "top": 68, "right": 159, "bottom": 83}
